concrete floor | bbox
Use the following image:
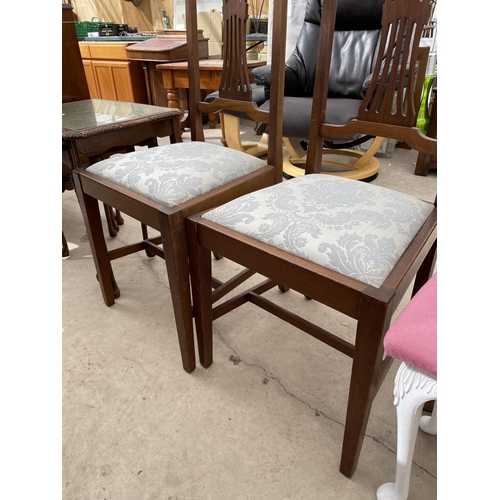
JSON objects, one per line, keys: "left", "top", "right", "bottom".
{"left": 62, "top": 121, "right": 437, "bottom": 499}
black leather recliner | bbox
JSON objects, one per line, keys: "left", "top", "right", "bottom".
{"left": 255, "top": 0, "right": 385, "bottom": 129}
{"left": 253, "top": 0, "right": 389, "bottom": 179}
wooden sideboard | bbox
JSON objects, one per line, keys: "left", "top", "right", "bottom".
{"left": 79, "top": 42, "right": 148, "bottom": 104}
{"left": 125, "top": 32, "right": 209, "bottom": 107}
{"left": 79, "top": 33, "right": 209, "bottom": 107}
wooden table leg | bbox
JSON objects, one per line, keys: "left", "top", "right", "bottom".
{"left": 115, "top": 210, "right": 124, "bottom": 226}
{"left": 104, "top": 204, "right": 119, "bottom": 237}
{"left": 207, "top": 112, "right": 218, "bottom": 129}
{"left": 62, "top": 231, "right": 69, "bottom": 257}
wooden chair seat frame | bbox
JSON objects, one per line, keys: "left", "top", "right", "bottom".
{"left": 186, "top": 0, "right": 437, "bottom": 478}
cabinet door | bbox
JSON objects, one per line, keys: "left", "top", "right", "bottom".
{"left": 82, "top": 60, "right": 100, "bottom": 99}
{"left": 93, "top": 61, "right": 136, "bottom": 102}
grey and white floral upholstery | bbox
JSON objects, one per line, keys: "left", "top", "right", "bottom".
{"left": 87, "top": 142, "right": 268, "bottom": 208}
{"left": 202, "top": 175, "right": 434, "bottom": 288}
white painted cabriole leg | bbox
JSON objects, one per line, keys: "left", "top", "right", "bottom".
{"left": 376, "top": 362, "right": 437, "bottom": 500}
{"left": 420, "top": 399, "right": 437, "bottom": 435}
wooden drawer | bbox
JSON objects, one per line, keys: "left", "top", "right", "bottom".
{"left": 79, "top": 42, "right": 132, "bottom": 61}
{"left": 79, "top": 43, "right": 92, "bottom": 59}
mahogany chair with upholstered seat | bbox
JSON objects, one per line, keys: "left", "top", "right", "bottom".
{"left": 71, "top": 0, "right": 288, "bottom": 374}
{"left": 186, "top": 0, "right": 437, "bottom": 478}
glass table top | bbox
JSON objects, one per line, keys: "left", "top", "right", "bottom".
{"left": 62, "top": 99, "right": 174, "bottom": 131}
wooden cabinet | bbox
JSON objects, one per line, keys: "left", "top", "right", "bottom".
{"left": 79, "top": 42, "right": 148, "bottom": 104}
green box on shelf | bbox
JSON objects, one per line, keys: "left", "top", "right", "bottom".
{"left": 74, "top": 21, "right": 113, "bottom": 37}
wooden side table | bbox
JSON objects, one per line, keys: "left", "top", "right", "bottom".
{"left": 62, "top": 99, "right": 182, "bottom": 237}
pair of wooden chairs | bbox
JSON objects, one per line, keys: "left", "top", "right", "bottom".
{"left": 73, "top": 0, "right": 437, "bottom": 479}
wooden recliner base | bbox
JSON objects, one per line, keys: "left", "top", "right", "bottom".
{"left": 222, "top": 113, "right": 383, "bottom": 181}
{"left": 282, "top": 137, "right": 383, "bottom": 180}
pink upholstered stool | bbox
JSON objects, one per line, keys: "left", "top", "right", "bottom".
{"left": 377, "top": 274, "right": 437, "bottom": 500}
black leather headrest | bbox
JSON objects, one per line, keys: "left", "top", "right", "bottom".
{"left": 306, "top": 0, "right": 384, "bottom": 31}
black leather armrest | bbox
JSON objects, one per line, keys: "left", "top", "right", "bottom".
{"left": 252, "top": 64, "right": 273, "bottom": 87}
{"left": 252, "top": 65, "right": 304, "bottom": 98}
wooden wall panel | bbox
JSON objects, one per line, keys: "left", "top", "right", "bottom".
{"left": 121, "top": 0, "right": 154, "bottom": 31}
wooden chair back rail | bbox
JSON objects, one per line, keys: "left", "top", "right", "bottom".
{"left": 398, "top": 45, "right": 429, "bottom": 123}
{"left": 264, "top": 1, "right": 287, "bottom": 182}
{"left": 304, "top": 0, "right": 338, "bottom": 174}
{"left": 414, "top": 46, "right": 430, "bottom": 114}
{"left": 185, "top": 0, "right": 204, "bottom": 141}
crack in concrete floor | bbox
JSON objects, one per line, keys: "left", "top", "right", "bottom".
{"left": 215, "top": 326, "right": 437, "bottom": 480}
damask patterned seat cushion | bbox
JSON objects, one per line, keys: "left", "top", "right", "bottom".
{"left": 86, "top": 142, "right": 268, "bottom": 208}
{"left": 202, "top": 175, "right": 434, "bottom": 288}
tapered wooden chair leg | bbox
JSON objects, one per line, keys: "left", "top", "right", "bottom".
{"left": 159, "top": 210, "right": 196, "bottom": 373}
{"left": 95, "top": 270, "right": 121, "bottom": 299}
{"left": 86, "top": 199, "right": 117, "bottom": 306}
{"left": 62, "top": 231, "right": 69, "bottom": 257}
{"left": 141, "top": 223, "right": 156, "bottom": 258}
{"left": 115, "top": 210, "right": 124, "bottom": 225}
{"left": 73, "top": 175, "right": 117, "bottom": 307}
{"left": 103, "top": 203, "right": 118, "bottom": 237}
{"left": 340, "top": 291, "right": 392, "bottom": 477}
{"left": 187, "top": 219, "right": 213, "bottom": 369}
